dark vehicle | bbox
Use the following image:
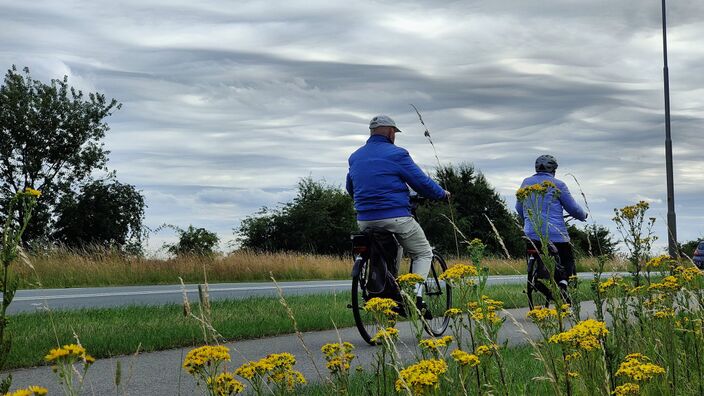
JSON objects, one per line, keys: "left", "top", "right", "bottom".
{"left": 349, "top": 196, "right": 451, "bottom": 345}
{"left": 693, "top": 241, "right": 704, "bottom": 269}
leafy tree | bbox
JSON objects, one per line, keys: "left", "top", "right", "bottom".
{"left": 53, "top": 178, "right": 145, "bottom": 252}
{"left": 416, "top": 164, "right": 524, "bottom": 257}
{"left": 167, "top": 226, "right": 220, "bottom": 257}
{"left": 237, "top": 177, "right": 357, "bottom": 256}
{"left": 567, "top": 224, "right": 616, "bottom": 257}
{"left": 0, "top": 66, "right": 121, "bottom": 241}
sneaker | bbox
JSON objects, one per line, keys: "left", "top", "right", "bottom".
{"left": 416, "top": 296, "right": 433, "bottom": 320}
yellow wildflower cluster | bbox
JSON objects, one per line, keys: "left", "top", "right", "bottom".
{"left": 370, "top": 327, "right": 399, "bottom": 343}
{"left": 565, "top": 351, "right": 582, "bottom": 361}
{"left": 645, "top": 255, "right": 672, "bottom": 270}
{"left": 45, "top": 343, "right": 95, "bottom": 366}
{"left": 236, "top": 353, "right": 305, "bottom": 390}
{"left": 615, "top": 353, "right": 665, "bottom": 382}
{"left": 475, "top": 344, "right": 498, "bottom": 356}
{"left": 613, "top": 383, "right": 640, "bottom": 396}
{"left": 3, "top": 386, "right": 48, "bottom": 396}
{"left": 444, "top": 308, "right": 463, "bottom": 317}
{"left": 23, "top": 187, "right": 41, "bottom": 197}
{"left": 321, "top": 342, "right": 355, "bottom": 374}
{"left": 397, "top": 273, "right": 425, "bottom": 288}
{"left": 395, "top": 359, "right": 448, "bottom": 395}
{"left": 527, "top": 306, "right": 557, "bottom": 323}
{"left": 673, "top": 266, "right": 702, "bottom": 283}
{"left": 648, "top": 276, "right": 680, "bottom": 293}
{"left": 364, "top": 298, "right": 398, "bottom": 317}
{"left": 515, "top": 181, "right": 559, "bottom": 201}
{"left": 451, "top": 349, "right": 480, "bottom": 367}
{"left": 598, "top": 276, "right": 625, "bottom": 293}
{"left": 653, "top": 309, "right": 675, "bottom": 319}
{"left": 469, "top": 306, "right": 502, "bottom": 325}
{"left": 183, "top": 345, "right": 231, "bottom": 374}
{"left": 548, "top": 319, "right": 608, "bottom": 351}
{"left": 481, "top": 295, "right": 504, "bottom": 308}
{"left": 419, "top": 336, "right": 453, "bottom": 352}
{"left": 206, "top": 373, "right": 246, "bottom": 395}
{"left": 439, "top": 264, "right": 478, "bottom": 281}
{"left": 614, "top": 201, "right": 649, "bottom": 221}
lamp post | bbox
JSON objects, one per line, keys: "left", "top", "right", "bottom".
{"left": 661, "top": 0, "right": 678, "bottom": 257}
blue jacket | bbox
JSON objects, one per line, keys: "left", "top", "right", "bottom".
{"left": 515, "top": 172, "right": 587, "bottom": 243}
{"left": 346, "top": 135, "right": 445, "bottom": 221}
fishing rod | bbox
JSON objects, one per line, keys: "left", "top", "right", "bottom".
{"left": 410, "top": 104, "right": 461, "bottom": 258}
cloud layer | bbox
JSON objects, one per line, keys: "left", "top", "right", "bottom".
{"left": 1, "top": 0, "right": 702, "bottom": 252}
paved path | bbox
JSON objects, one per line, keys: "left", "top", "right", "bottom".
{"left": 7, "top": 301, "right": 602, "bottom": 395}
{"left": 9, "top": 272, "right": 626, "bottom": 314}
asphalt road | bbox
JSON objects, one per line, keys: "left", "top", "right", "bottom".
{"left": 9, "top": 272, "right": 626, "bottom": 314}
{"left": 8, "top": 301, "right": 604, "bottom": 395}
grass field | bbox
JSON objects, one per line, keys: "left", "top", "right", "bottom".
{"left": 5, "top": 282, "right": 593, "bottom": 369}
{"left": 14, "top": 248, "right": 626, "bottom": 289}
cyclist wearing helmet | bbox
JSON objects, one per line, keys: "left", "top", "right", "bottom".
{"left": 516, "top": 155, "right": 588, "bottom": 290}
{"left": 346, "top": 115, "right": 450, "bottom": 313}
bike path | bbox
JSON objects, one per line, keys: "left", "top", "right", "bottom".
{"left": 9, "top": 273, "right": 626, "bottom": 314}
{"left": 7, "top": 301, "right": 602, "bottom": 394}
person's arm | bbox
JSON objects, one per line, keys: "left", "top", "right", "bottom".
{"left": 396, "top": 149, "right": 446, "bottom": 200}
{"left": 345, "top": 173, "right": 354, "bottom": 198}
{"left": 557, "top": 182, "right": 588, "bottom": 221}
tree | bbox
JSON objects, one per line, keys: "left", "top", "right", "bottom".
{"left": 167, "top": 226, "right": 220, "bottom": 257}
{"left": 416, "top": 164, "right": 524, "bottom": 258}
{"left": 567, "top": 224, "right": 616, "bottom": 257}
{"left": 0, "top": 66, "right": 121, "bottom": 241}
{"left": 679, "top": 238, "right": 703, "bottom": 257}
{"left": 53, "top": 178, "right": 145, "bottom": 252}
{"left": 237, "top": 177, "right": 357, "bottom": 256}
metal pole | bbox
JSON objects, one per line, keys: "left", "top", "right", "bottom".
{"left": 661, "top": 0, "right": 678, "bottom": 257}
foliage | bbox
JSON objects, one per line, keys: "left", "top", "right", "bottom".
{"left": 167, "top": 225, "right": 220, "bottom": 257}
{"left": 52, "top": 178, "right": 145, "bottom": 252}
{"left": 567, "top": 224, "right": 616, "bottom": 257}
{"left": 237, "top": 177, "right": 357, "bottom": 256}
{"left": 679, "top": 238, "right": 703, "bottom": 257}
{"left": 416, "top": 164, "right": 524, "bottom": 258}
{"left": 0, "top": 66, "right": 121, "bottom": 242}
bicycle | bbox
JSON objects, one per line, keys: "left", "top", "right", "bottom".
{"left": 349, "top": 196, "right": 452, "bottom": 345}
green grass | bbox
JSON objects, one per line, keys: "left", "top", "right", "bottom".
{"left": 6, "top": 281, "right": 596, "bottom": 370}
{"left": 300, "top": 344, "right": 550, "bottom": 395}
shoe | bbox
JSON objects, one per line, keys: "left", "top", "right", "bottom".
{"left": 416, "top": 296, "right": 433, "bottom": 320}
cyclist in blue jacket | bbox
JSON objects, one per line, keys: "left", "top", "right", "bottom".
{"left": 516, "top": 155, "right": 588, "bottom": 291}
{"left": 346, "top": 115, "right": 450, "bottom": 313}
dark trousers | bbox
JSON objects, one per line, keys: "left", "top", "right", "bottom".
{"left": 527, "top": 241, "right": 576, "bottom": 283}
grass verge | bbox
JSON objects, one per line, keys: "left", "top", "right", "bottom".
{"left": 6, "top": 282, "right": 592, "bottom": 370}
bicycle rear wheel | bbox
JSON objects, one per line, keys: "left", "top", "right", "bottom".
{"left": 422, "top": 251, "right": 451, "bottom": 336}
{"left": 351, "top": 257, "right": 379, "bottom": 345}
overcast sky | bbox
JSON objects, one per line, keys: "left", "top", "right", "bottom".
{"left": 1, "top": 0, "right": 702, "bottom": 254}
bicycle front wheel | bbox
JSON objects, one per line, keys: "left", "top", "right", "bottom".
{"left": 422, "top": 251, "right": 451, "bottom": 336}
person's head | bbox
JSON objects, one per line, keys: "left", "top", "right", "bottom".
{"left": 369, "top": 114, "right": 401, "bottom": 143}
{"left": 535, "top": 154, "right": 558, "bottom": 174}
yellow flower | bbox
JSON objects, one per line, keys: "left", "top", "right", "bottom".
{"left": 439, "top": 264, "right": 478, "bottom": 281}
{"left": 451, "top": 349, "right": 480, "bottom": 367}
{"left": 615, "top": 353, "right": 665, "bottom": 382}
{"left": 475, "top": 344, "right": 498, "bottom": 356}
{"left": 321, "top": 342, "right": 355, "bottom": 374}
{"left": 395, "top": 359, "right": 448, "bottom": 395}
{"left": 613, "top": 383, "right": 640, "bottom": 396}
{"left": 208, "top": 372, "right": 246, "bottom": 395}
{"left": 598, "top": 276, "right": 624, "bottom": 293}
{"left": 645, "top": 255, "right": 672, "bottom": 270}
{"left": 614, "top": 201, "right": 649, "bottom": 221}
{"left": 183, "top": 345, "right": 231, "bottom": 374}
{"left": 548, "top": 319, "right": 608, "bottom": 351}
{"left": 23, "top": 187, "right": 41, "bottom": 198}
{"left": 648, "top": 276, "right": 680, "bottom": 293}
{"left": 370, "top": 327, "right": 399, "bottom": 343}
{"left": 445, "top": 308, "right": 462, "bottom": 317}
{"left": 44, "top": 343, "right": 92, "bottom": 365}
{"left": 527, "top": 306, "right": 558, "bottom": 323}
{"left": 419, "top": 336, "right": 453, "bottom": 352}
{"left": 4, "top": 386, "right": 48, "bottom": 396}
{"left": 397, "top": 273, "right": 425, "bottom": 288}
{"left": 516, "top": 181, "right": 559, "bottom": 201}
{"left": 567, "top": 371, "right": 579, "bottom": 378}
{"left": 653, "top": 309, "right": 674, "bottom": 319}
{"left": 364, "top": 298, "right": 398, "bottom": 318}
{"left": 673, "top": 266, "right": 702, "bottom": 283}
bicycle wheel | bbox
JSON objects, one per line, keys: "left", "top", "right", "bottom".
{"left": 351, "top": 257, "right": 379, "bottom": 345}
{"left": 422, "top": 251, "right": 451, "bottom": 336}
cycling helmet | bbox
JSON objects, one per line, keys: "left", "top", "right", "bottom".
{"left": 535, "top": 155, "right": 558, "bottom": 173}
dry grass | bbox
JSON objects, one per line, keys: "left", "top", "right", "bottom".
{"left": 14, "top": 248, "right": 628, "bottom": 289}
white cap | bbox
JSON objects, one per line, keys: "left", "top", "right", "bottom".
{"left": 369, "top": 114, "right": 401, "bottom": 132}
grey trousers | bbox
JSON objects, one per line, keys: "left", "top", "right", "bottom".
{"left": 357, "top": 216, "right": 433, "bottom": 295}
